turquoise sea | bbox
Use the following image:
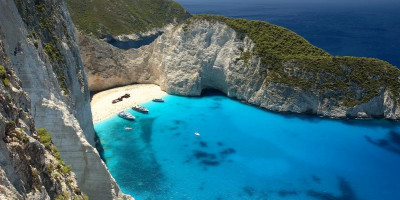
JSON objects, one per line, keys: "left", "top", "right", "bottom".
{"left": 95, "top": 91, "right": 400, "bottom": 200}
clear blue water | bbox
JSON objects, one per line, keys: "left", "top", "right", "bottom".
{"left": 176, "top": 0, "right": 400, "bottom": 68}
{"left": 95, "top": 92, "right": 400, "bottom": 200}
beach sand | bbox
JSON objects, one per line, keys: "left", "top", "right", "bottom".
{"left": 91, "top": 84, "right": 167, "bottom": 123}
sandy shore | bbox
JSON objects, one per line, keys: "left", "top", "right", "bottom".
{"left": 91, "top": 84, "right": 167, "bottom": 123}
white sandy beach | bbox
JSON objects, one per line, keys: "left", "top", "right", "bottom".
{"left": 90, "top": 84, "right": 167, "bottom": 123}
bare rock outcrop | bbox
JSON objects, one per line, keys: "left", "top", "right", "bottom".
{"left": 80, "top": 19, "right": 400, "bottom": 120}
{"left": 1, "top": 39, "right": 85, "bottom": 199}
{"left": 0, "top": 0, "right": 132, "bottom": 199}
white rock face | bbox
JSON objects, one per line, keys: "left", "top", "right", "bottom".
{"left": 0, "top": 0, "right": 132, "bottom": 199}
{"left": 81, "top": 19, "right": 400, "bottom": 120}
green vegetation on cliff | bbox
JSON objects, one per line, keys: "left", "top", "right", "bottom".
{"left": 0, "top": 64, "right": 10, "bottom": 87}
{"left": 37, "top": 128, "right": 72, "bottom": 175}
{"left": 185, "top": 15, "right": 400, "bottom": 107}
{"left": 66, "top": 0, "right": 190, "bottom": 37}
{"left": 14, "top": 0, "right": 71, "bottom": 96}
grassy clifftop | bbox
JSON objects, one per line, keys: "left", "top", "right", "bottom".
{"left": 185, "top": 15, "right": 400, "bottom": 107}
{"left": 66, "top": 0, "right": 190, "bottom": 38}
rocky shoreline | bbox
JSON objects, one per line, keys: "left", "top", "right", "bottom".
{"left": 79, "top": 19, "right": 400, "bottom": 120}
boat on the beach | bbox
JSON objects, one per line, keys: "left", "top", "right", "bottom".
{"left": 132, "top": 105, "right": 149, "bottom": 113}
{"left": 112, "top": 93, "right": 131, "bottom": 104}
{"left": 118, "top": 111, "right": 136, "bottom": 120}
{"left": 152, "top": 98, "right": 164, "bottom": 102}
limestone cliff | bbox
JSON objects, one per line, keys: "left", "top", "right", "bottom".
{"left": 80, "top": 18, "right": 400, "bottom": 120}
{"left": 0, "top": 0, "right": 131, "bottom": 199}
{"left": 1, "top": 40, "right": 85, "bottom": 199}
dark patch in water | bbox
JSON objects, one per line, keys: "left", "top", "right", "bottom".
{"left": 174, "top": 132, "right": 181, "bottom": 136}
{"left": 389, "top": 131, "right": 400, "bottom": 145}
{"left": 217, "top": 142, "right": 224, "bottom": 146}
{"left": 110, "top": 139, "right": 166, "bottom": 196}
{"left": 278, "top": 190, "right": 298, "bottom": 197}
{"left": 220, "top": 148, "right": 236, "bottom": 157}
{"left": 168, "top": 126, "right": 179, "bottom": 131}
{"left": 365, "top": 131, "right": 400, "bottom": 155}
{"left": 199, "top": 141, "right": 208, "bottom": 147}
{"left": 243, "top": 186, "right": 256, "bottom": 197}
{"left": 312, "top": 175, "right": 321, "bottom": 183}
{"left": 201, "top": 160, "right": 220, "bottom": 166}
{"left": 192, "top": 145, "right": 235, "bottom": 166}
{"left": 140, "top": 117, "right": 156, "bottom": 144}
{"left": 193, "top": 150, "right": 217, "bottom": 160}
{"left": 307, "top": 177, "right": 357, "bottom": 200}
{"left": 173, "top": 120, "right": 184, "bottom": 125}
{"left": 209, "top": 102, "right": 222, "bottom": 110}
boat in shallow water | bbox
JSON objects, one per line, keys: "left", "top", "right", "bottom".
{"left": 118, "top": 111, "right": 135, "bottom": 120}
{"left": 132, "top": 105, "right": 149, "bottom": 113}
{"left": 152, "top": 98, "right": 164, "bottom": 102}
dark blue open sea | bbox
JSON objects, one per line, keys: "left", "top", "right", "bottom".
{"left": 176, "top": 0, "right": 400, "bottom": 68}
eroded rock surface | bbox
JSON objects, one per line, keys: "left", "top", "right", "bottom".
{"left": 80, "top": 19, "right": 400, "bottom": 120}
{"left": 0, "top": 0, "right": 132, "bottom": 199}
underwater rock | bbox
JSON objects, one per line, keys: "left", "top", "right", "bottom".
{"left": 307, "top": 177, "right": 357, "bottom": 200}
{"left": 278, "top": 190, "right": 298, "bottom": 197}
{"left": 365, "top": 131, "right": 400, "bottom": 155}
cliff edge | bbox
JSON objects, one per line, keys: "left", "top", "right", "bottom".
{"left": 0, "top": 0, "right": 132, "bottom": 199}
{"left": 80, "top": 15, "right": 400, "bottom": 120}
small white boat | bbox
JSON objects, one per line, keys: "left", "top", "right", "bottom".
{"left": 195, "top": 132, "right": 200, "bottom": 136}
{"left": 152, "top": 98, "right": 164, "bottom": 102}
{"left": 125, "top": 127, "right": 132, "bottom": 130}
{"left": 118, "top": 111, "right": 136, "bottom": 120}
{"left": 132, "top": 105, "right": 149, "bottom": 113}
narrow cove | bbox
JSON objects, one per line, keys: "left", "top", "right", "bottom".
{"left": 94, "top": 91, "right": 400, "bottom": 200}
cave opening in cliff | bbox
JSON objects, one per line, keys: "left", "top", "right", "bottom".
{"left": 200, "top": 88, "right": 227, "bottom": 97}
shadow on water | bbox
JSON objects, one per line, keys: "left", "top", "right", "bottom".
{"left": 308, "top": 177, "right": 357, "bottom": 200}
{"left": 139, "top": 117, "right": 157, "bottom": 144}
{"left": 96, "top": 117, "right": 167, "bottom": 196}
{"left": 94, "top": 130, "right": 107, "bottom": 164}
{"left": 108, "top": 32, "right": 162, "bottom": 50}
{"left": 365, "top": 131, "right": 400, "bottom": 155}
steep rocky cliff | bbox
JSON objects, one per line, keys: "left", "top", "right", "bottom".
{"left": 0, "top": 40, "right": 85, "bottom": 199}
{"left": 0, "top": 0, "right": 131, "bottom": 199}
{"left": 80, "top": 16, "right": 400, "bottom": 120}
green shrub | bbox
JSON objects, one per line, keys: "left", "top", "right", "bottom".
{"left": 0, "top": 65, "right": 6, "bottom": 78}
{"left": 61, "top": 165, "right": 71, "bottom": 174}
{"left": 55, "top": 193, "right": 69, "bottom": 200}
{"left": 32, "top": 168, "right": 39, "bottom": 176}
{"left": 2, "top": 78, "right": 10, "bottom": 87}
{"left": 37, "top": 128, "right": 52, "bottom": 148}
{"left": 73, "top": 188, "right": 82, "bottom": 195}
{"left": 22, "top": 135, "right": 29, "bottom": 143}
{"left": 44, "top": 43, "right": 63, "bottom": 63}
